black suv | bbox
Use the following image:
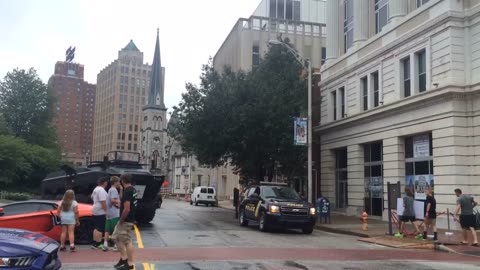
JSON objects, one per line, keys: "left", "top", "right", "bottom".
{"left": 238, "top": 183, "right": 316, "bottom": 234}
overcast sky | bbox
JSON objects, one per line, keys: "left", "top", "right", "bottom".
{"left": 0, "top": 0, "right": 260, "bottom": 112}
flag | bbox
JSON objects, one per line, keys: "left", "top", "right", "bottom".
{"left": 294, "top": 117, "right": 307, "bottom": 145}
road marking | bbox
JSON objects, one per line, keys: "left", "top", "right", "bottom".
{"left": 134, "top": 224, "right": 151, "bottom": 270}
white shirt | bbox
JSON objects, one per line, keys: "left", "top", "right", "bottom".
{"left": 91, "top": 186, "right": 108, "bottom": 216}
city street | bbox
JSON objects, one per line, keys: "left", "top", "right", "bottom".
{"left": 62, "top": 199, "right": 480, "bottom": 269}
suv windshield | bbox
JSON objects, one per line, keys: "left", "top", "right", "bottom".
{"left": 262, "top": 186, "right": 301, "bottom": 200}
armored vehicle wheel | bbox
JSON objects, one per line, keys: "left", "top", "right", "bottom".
{"left": 135, "top": 208, "right": 156, "bottom": 224}
{"left": 75, "top": 218, "right": 94, "bottom": 245}
{"left": 239, "top": 209, "right": 248, "bottom": 226}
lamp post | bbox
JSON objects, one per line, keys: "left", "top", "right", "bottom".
{"left": 268, "top": 40, "right": 313, "bottom": 203}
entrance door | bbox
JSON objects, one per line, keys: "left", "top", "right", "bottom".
{"left": 335, "top": 149, "right": 348, "bottom": 209}
{"left": 364, "top": 142, "right": 383, "bottom": 216}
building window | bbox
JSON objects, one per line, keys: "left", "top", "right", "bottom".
{"left": 361, "top": 76, "right": 368, "bottom": 111}
{"left": 332, "top": 91, "right": 337, "bottom": 121}
{"left": 321, "top": 47, "right": 326, "bottom": 65}
{"left": 293, "top": 0, "right": 300, "bottom": 20}
{"left": 416, "top": 0, "right": 429, "bottom": 8}
{"left": 344, "top": 0, "right": 354, "bottom": 52}
{"left": 405, "top": 133, "right": 433, "bottom": 200}
{"left": 175, "top": 175, "right": 181, "bottom": 189}
{"left": 372, "top": 71, "right": 379, "bottom": 107}
{"left": 417, "top": 50, "right": 426, "bottom": 93}
{"left": 375, "top": 0, "right": 389, "bottom": 34}
{"left": 402, "top": 57, "right": 411, "bottom": 97}
{"left": 335, "top": 148, "right": 348, "bottom": 209}
{"left": 339, "top": 87, "right": 345, "bottom": 119}
{"left": 252, "top": 45, "right": 260, "bottom": 68}
{"left": 364, "top": 141, "right": 383, "bottom": 216}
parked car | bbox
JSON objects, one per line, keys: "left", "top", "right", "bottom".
{"left": 0, "top": 227, "right": 61, "bottom": 269}
{"left": 190, "top": 186, "right": 217, "bottom": 206}
{"left": 238, "top": 183, "right": 316, "bottom": 234}
{"left": 0, "top": 200, "right": 94, "bottom": 244}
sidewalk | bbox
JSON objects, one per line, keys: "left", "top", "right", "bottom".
{"left": 217, "top": 201, "right": 480, "bottom": 257}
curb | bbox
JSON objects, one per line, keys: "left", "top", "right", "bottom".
{"left": 434, "top": 243, "right": 480, "bottom": 258}
{"left": 314, "top": 225, "right": 372, "bottom": 238}
{"left": 218, "top": 204, "right": 235, "bottom": 212}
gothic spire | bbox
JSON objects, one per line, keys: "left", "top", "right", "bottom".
{"left": 148, "top": 28, "right": 164, "bottom": 108}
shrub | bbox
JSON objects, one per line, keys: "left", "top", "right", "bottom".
{"left": 4, "top": 192, "right": 32, "bottom": 201}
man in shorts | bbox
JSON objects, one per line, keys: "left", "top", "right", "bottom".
{"left": 104, "top": 176, "right": 122, "bottom": 251}
{"left": 113, "top": 174, "right": 137, "bottom": 270}
{"left": 454, "top": 188, "right": 478, "bottom": 246}
{"left": 423, "top": 188, "right": 437, "bottom": 241}
{"left": 91, "top": 177, "right": 108, "bottom": 249}
{"left": 395, "top": 188, "right": 422, "bottom": 239}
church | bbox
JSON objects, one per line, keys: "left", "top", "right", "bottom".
{"left": 141, "top": 29, "right": 167, "bottom": 173}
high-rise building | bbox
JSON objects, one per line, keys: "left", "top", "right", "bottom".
{"left": 92, "top": 40, "right": 164, "bottom": 161}
{"left": 213, "top": 0, "right": 327, "bottom": 73}
{"left": 48, "top": 62, "right": 96, "bottom": 166}
{"left": 319, "top": 0, "right": 480, "bottom": 228}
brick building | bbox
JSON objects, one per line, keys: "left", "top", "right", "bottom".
{"left": 48, "top": 62, "right": 96, "bottom": 166}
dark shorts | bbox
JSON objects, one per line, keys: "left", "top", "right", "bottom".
{"left": 400, "top": 215, "right": 416, "bottom": 222}
{"left": 460, "top": 214, "right": 476, "bottom": 229}
{"left": 426, "top": 212, "right": 437, "bottom": 219}
{"left": 93, "top": 215, "right": 106, "bottom": 233}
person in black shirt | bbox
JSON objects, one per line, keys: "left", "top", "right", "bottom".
{"left": 112, "top": 174, "right": 137, "bottom": 270}
{"left": 423, "top": 188, "right": 437, "bottom": 241}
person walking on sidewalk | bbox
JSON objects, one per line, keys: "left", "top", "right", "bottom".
{"left": 57, "top": 189, "right": 79, "bottom": 252}
{"left": 91, "top": 177, "right": 108, "bottom": 250}
{"left": 395, "top": 188, "right": 422, "bottom": 239}
{"left": 104, "top": 176, "right": 122, "bottom": 251}
{"left": 423, "top": 188, "right": 437, "bottom": 241}
{"left": 113, "top": 174, "right": 137, "bottom": 270}
{"left": 454, "top": 188, "right": 479, "bottom": 246}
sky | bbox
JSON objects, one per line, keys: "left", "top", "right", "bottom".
{"left": 0, "top": 0, "right": 261, "bottom": 112}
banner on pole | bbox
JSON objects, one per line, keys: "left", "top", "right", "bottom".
{"left": 294, "top": 117, "right": 307, "bottom": 145}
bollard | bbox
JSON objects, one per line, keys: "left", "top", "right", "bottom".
{"left": 447, "top": 208, "right": 450, "bottom": 231}
{"left": 361, "top": 211, "right": 369, "bottom": 231}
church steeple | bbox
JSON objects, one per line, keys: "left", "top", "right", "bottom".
{"left": 148, "top": 28, "right": 164, "bottom": 108}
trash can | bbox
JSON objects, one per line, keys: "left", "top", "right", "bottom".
{"left": 316, "top": 197, "right": 331, "bottom": 224}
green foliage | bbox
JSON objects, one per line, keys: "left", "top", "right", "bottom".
{"left": 2, "top": 192, "right": 32, "bottom": 201}
{"left": 0, "top": 68, "right": 58, "bottom": 148}
{"left": 172, "top": 41, "right": 308, "bottom": 181}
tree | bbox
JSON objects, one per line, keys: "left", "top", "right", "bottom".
{"left": 0, "top": 68, "right": 58, "bottom": 148}
{"left": 172, "top": 40, "right": 308, "bottom": 181}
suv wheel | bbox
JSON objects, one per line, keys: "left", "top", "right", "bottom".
{"left": 302, "top": 225, "right": 314, "bottom": 234}
{"left": 259, "top": 212, "right": 269, "bottom": 232}
{"left": 239, "top": 208, "right": 248, "bottom": 227}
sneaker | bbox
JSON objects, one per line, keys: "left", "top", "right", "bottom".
{"left": 102, "top": 245, "right": 108, "bottom": 252}
{"left": 91, "top": 243, "right": 99, "bottom": 250}
{"left": 112, "top": 245, "right": 118, "bottom": 252}
{"left": 70, "top": 246, "right": 77, "bottom": 252}
{"left": 116, "top": 264, "right": 134, "bottom": 270}
{"left": 59, "top": 246, "right": 66, "bottom": 252}
{"left": 114, "top": 259, "right": 127, "bottom": 268}
{"left": 96, "top": 243, "right": 105, "bottom": 250}
{"left": 415, "top": 234, "right": 423, "bottom": 240}
{"left": 394, "top": 233, "right": 404, "bottom": 238}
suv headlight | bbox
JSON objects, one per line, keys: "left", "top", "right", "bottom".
{"left": 269, "top": 205, "right": 280, "bottom": 213}
{"left": 0, "top": 256, "right": 36, "bottom": 267}
{"left": 309, "top": 207, "right": 316, "bottom": 215}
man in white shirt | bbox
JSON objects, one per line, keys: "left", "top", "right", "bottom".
{"left": 91, "top": 177, "right": 108, "bottom": 249}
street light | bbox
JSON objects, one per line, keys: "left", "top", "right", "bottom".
{"left": 268, "top": 39, "right": 313, "bottom": 203}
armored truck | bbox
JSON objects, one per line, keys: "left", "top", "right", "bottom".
{"left": 41, "top": 151, "right": 163, "bottom": 224}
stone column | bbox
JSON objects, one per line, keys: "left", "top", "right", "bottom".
{"left": 326, "top": 0, "right": 339, "bottom": 62}
{"left": 353, "top": 0, "right": 369, "bottom": 45}
{"left": 347, "top": 145, "right": 364, "bottom": 216}
{"left": 389, "top": 0, "right": 408, "bottom": 23}
{"left": 382, "top": 137, "right": 405, "bottom": 219}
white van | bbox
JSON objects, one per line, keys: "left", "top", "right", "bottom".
{"left": 190, "top": 186, "right": 217, "bottom": 206}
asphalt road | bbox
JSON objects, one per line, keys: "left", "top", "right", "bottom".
{"left": 63, "top": 199, "right": 480, "bottom": 269}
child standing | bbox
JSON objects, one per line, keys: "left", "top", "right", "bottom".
{"left": 57, "top": 189, "right": 79, "bottom": 252}
{"left": 104, "top": 176, "right": 122, "bottom": 251}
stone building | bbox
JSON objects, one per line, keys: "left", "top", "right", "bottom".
{"left": 318, "top": 0, "right": 480, "bottom": 228}
{"left": 48, "top": 61, "right": 95, "bottom": 166}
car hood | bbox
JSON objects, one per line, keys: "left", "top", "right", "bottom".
{"left": 0, "top": 228, "right": 58, "bottom": 256}
{"left": 267, "top": 199, "right": 312, "bottom": 208}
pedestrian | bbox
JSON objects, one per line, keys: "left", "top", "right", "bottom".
{"left": 57, "top": 189, "right": 79, "bottom": 252}
{"left": 113, "top": 174, "right": 137, "bottom": 270}
{"left": 104, "top": 176, "right": 122, "bottom": 251}
{"left": 395, "top": 188, "right": 422, "bottom": 239}
{"left": 423, "top": 188, "right": 437, "bottom": 241}
{"left": 91, "top": 177, "right": 108, "bottom": 250}
{"left": 454, "top": 188, "right": 479, "bottom": 246}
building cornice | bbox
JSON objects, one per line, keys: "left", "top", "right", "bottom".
{"left": 314, "top": 84, "right": 480, "bottom": 134}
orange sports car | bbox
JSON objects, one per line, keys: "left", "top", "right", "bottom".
{"left": 0, "top": 200, "right": 94, "bottom": 244}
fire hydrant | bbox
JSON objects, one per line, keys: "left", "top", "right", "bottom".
{"left": 361, "top": 211, "right": 368, "bottom": 231}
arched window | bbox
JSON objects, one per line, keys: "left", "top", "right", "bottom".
{"left": 152, "top": 150, "right": 160, "bottom": 169}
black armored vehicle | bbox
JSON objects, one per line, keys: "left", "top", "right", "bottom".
{"left": 41, "top": 151, "right": 163, "bottom": 224}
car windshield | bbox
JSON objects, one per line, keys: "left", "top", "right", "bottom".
{"left": 262, "top": 186, "right": 301, "bottom": 200}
